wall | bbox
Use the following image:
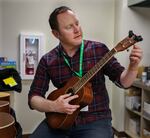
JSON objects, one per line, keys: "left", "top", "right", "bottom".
{"left": 3, "top": 0, "right": 150, "bottom": 134}
{"left": 112, "top": 0, "right": 150, "bottom": 131}
{"left": 1, "top": 0, "right": 115, "bottom": 134}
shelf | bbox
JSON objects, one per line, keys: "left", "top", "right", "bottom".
{"left": 125, "top": 130, "right": 140, "bottom": 138}
{"left": 128, "top": 0, "right": 150, "bottom": 7}
{"left": 126, "top": 108, "right": 142, "bottom": 116}
{"left": 143, "top": 112, "right": 150, "bottom": 121}
{"left": 125, "top": 80, "right": 150, "bottom": 138}
{"left": 133, "top": 79, "right": 150, "bottom": 91}
{"left": 143, "top": 115, "right": 150, "bottom": 122}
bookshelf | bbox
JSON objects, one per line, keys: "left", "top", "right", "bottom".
{"left": 125, "top": 79, "right": 150, "bottom": 138}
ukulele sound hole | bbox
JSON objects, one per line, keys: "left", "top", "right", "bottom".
{"left": 66, "top": 88, "right": 74, "bottom": 96}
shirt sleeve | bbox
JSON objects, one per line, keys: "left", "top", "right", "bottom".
{"left": 102, "top": 45, "right": 125, "bottom": 88}
{"left": 28, "top": 56, "right": 51, "bottom": 109}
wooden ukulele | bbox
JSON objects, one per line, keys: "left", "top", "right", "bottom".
{"left": 0, "top": 92, "right": 16, "bottom": 137}
{"left": 0, "top": 100, "right": 10, "bottom": 113}
{"left": 45, "top": 30, "right": 143, "bottom": 129}
{"left": 0, "top": 112, "right": 16, "bottom": 138}
{"left": 0, "top": 92, "right": 10, "bottom": 101}
{"left": 0, "top": 92, "right": 10, "bottom": 113}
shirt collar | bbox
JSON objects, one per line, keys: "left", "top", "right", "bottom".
{"left": 58, "top": 43, "right": 81, "bottom": 58}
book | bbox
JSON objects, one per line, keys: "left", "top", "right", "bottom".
{"left": 0, "top": 61, "right": 16, "bottom": 70}
{"left": 0, "top": 57, "right": 7, "bottom": 62}
{"left": 145, "top": 66, "right": 150, "bottom": 80}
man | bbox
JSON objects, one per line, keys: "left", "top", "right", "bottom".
{"left": 28, "top": 6, "right": 143, "bottom": 138}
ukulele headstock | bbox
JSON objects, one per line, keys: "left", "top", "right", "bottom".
{"left": 115, "top": 30, "right": 143, "bottom": 52}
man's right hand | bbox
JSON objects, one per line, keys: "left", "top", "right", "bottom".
{"left": 52, "top": 93, "right": 80, "bottom": 114}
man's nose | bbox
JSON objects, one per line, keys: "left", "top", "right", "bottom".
{"left": 73, "top": 25, "right": 80, "bottom": 33}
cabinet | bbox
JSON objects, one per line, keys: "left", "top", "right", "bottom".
{"left": 128, "top": 0, "right": 150, "bottom": 7}
{"left": 125, "top": 79, "right": 150, "bottom": 138}
{"left": 19, "top": 33, "right": 45, "bottom": 80}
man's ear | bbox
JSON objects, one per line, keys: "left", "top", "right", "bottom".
{"left": 52, "top": 30, "right": 60, "bottom": 39}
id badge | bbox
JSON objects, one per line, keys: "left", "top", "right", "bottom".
{"left": 80, "top": 105, "right": 88, "bottom": 111}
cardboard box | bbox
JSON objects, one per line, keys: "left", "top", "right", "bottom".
{"left": 143, "top": 128, "right": 150, "bottom": 138}
{"left": 125, "top": 96, "right": 140, "bottom": 110}
{"left": 144, "top": 66, "right": 150, "bottom": 80}
{"left": 137, "top": 66, "right": 150, "bottom": 80}
{"left": 129, "top": 118, "right": 140, "bottom": 135}
{"left": 144, "top": 102, "right": 150, "bottom": 115}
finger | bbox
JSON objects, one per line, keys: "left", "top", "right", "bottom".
{"left": 67, "top": 111, "right": 73, "bottom": 115}
{"left": 66, "top": 105, "right": 80, "bottom": 114}
{"left": 130, "top": 57, "right": 140, "bottom": 62}
{"left": 132, "top": 45, "right": 140, "bottom": 49}
{"left": 132, "top": 45, "right": 142, "bottom": 54}
{"left": 130, "top": 53, "right": 142, "bottom": 59}
{"left": 129, "top": 57, "right": 141, "bottom": 65}
{"left": 130, "top": 52, "right": 143, "bottom": 60}
{"left": 68, "top": 104, "right": 80, "bottom": 109}
{"left": 130, "top": 47, "right": 143, "bottom": 56}
{"left": 65, "top": 94, "right": 79, "bottom": 103}
{"left": 59, "top": 93, "right": 72, "bottom": 99}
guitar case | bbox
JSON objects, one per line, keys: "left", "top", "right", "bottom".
{"left": 0, "top": 68, "right": 22, "bottom": 92}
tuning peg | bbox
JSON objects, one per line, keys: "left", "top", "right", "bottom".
{"left": 133, "top": 35, "right": 143, "bottom": 42}
{"left": 137, "top": 35, "right": 143, "bottom": 42}
{"left": 128, "top": 30, "right": 143, "bottom": 42}
{"left": 129, "top": 30, "right": 134, "bottom": 38}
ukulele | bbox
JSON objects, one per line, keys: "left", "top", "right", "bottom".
{"left": 0, "top": 92, "right": 10, "bottom": 101}
{"left": 45, "top": 30, "right": 143, "bottom": 129}
{"left": 0, "top": 112, "right": 16, "bottom": 138}
{"left": 0, "top": 92, "right": 10, "bottom": 113}
{"left": 0, "top": 100, "right": 10, "bottom": 113}
{"left": 0, "top": 92, "right": 16, "bottom": 137}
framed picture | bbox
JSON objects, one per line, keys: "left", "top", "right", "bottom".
{"left": 20, "top": 33, "right": 45, "bottom": 80}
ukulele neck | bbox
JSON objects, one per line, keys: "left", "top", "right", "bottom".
{"left": 73, "top": 48, "right": 117, "bottom": 93}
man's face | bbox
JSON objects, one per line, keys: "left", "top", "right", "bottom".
{"left": 55, "top": 10, "right": 83, "bottom": 47}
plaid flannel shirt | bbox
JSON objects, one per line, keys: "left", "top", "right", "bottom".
{"left": 28, "top": 40, "right": 125, "bottom": 125}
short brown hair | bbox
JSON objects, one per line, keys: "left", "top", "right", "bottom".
{"left": 49, "top": 6, "right": 72, "bottom": 31}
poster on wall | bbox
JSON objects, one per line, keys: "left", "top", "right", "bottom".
{"left": 20, "top": 33, "right": 45, "bottom": 80}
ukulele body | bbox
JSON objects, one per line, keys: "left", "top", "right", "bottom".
{"left": 45, "top": 76, "right": 93, "bottom": 129}
{"left": 0, "top": 112, "right": 16, "bottom": 138}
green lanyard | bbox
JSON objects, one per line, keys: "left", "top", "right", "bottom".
{"left": 62, "top": 40, "right": 84, "bottom": 78}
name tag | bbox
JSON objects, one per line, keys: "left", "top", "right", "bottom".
{"left": 3, "top": 77, "right": 17, "bottom": 87}
{"left": 80, "top": 106, "right": 88, "bottom": 111}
